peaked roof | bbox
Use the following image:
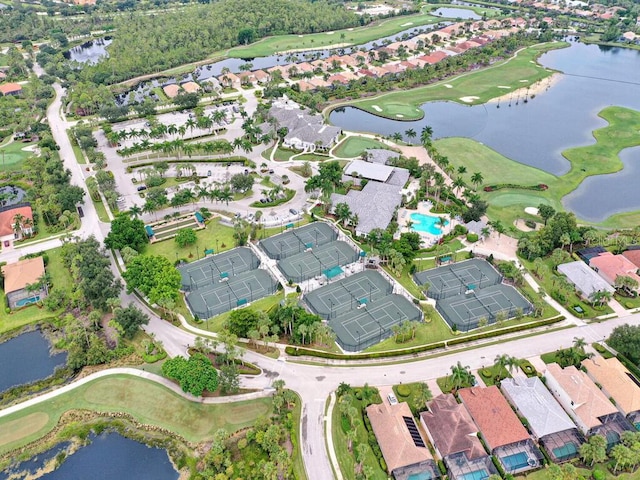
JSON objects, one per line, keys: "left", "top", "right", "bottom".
{"left": 545, "top": 363, "right": 618, "bottom": 429}
{"left": 366, "top": 401, "right": 432, "bottom": 473}
{"left": 421, "top": 394, "right": 487, "bottom": 460}
{"left": 0, "top": 205, "right": 33, "bottom": 237}
{"left": 557, "top": 261, "right": 615, "bottom": 298}
{"left": 458, "top": 386, "right": 530, "bottom": 451}
{"left": 501, "top": 377, "right": 577, "bottom": 439}
{"left": 583, "top": 356, "right": 640, "bottom": 415}
{"left": 1, "top": 256, "right": 45, "bottom": 293}
{"left": 622, "top": 250, "right": 640, "bottom": 269}
{"left": 0, "top": 82, "right": 22, "bottom": 95}
{"left": 590, "top": 252, "right": 640, "bottom": 287}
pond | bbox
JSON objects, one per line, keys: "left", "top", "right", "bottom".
{"left": 430, "top": 7, "right": 481, "bottom": 19}
{"left": 329, "top": 41, "right": 640, "bottom": 221}
{"left": 64, "top": 37, "right": 113, "bottom": 65}
{"left": 0, "top": 184, "right": 27, "bottom": 207}
{"left": 0, "top": 330, "right": 67, "bottom": 392}
{"left": 1, "top": 433, "right": 178, "bottom": 480}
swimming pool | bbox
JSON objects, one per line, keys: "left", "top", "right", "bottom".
{"left": 16, "top": 295, "right": 40, "bottom": 307}
{"left": 410, "top": 213, "right": 449, "bottom": 235}
{"left": 407, "top": 472, "right": 432, "bottom": 480}
{"left": 459, "top": 469, "right": 489, "bottom": 480}
{"left": 501, "top": 452, "right": 531, "bottom": 471}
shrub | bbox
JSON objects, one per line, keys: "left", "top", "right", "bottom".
{"left": 396, "top": 384, "right": 411, "bottom": 397}
{"left": 524, "top": 219, "right": 536, "bottom": 229}
{"left": 480, "top": 368, "right": 492, "bottom": 378}
{"left": 592, "top": 470, "right": 605, "bottom": 480}
{"left": 594, "top": 343, "right": 606, "bottom": 354}
{"left": 379, "top": 458, "right": 387, "bottom": 471}
{"left": 466, "top": 233, "right": 479, "bottom": 243}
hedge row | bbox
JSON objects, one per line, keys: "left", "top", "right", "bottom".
{"left": 285, "top": 316, "right": 565, "bottom": 360}
{"left": 483, "top": 183, "right": 548, "bottom": 192}
{"left": 126, "top": 156, "right": 250, "bottom": 169}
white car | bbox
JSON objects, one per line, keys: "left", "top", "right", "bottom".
{"left": 387, "top": 393, "right": 398, "bottom": 405}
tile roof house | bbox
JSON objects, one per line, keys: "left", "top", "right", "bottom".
{"left": 0, "top": 82, "right": 22, "bottom": 96}
{"left": 622, "top": 249, "right": 640, "bottom": 269}
{"left": 544, "top": 363, "right": 623, "bottom": 436}
{"left": 0, "top": 204, "right": 34, "bottom": 250}
{"left": 589, "top": 252, "right": 640, "bottom": 292}
{"left": 1, "top": 256, "right": 48, "bottom": 309}
{"left": 219, "top": 72, "right": 241, "bottom": 88}
{"left": 163, "top": 84, "right": 181, "bottom": 98}
{"left": 252, "top": 69, "right": 270, "bottom": 84}
{"left": 459, "top": 386, "right": 542, "bottom": 473}
{"left": 557, "top": 261, "right": 615, "bottom": 302}
{"left": 181, "top": 81, "right": 201, "bottom": 93}
{"left": 366, "top": 401, "right": 438, "bottom": 478}
{"left": 458, "top": 386, "right": 530, "bottom": 451}
{"left": 364, "top": 149, "right": 400, "bottom": 165}
{"left": 421, "top": 394, "right": 487, "bottom": 460}
{"left": 419, "top": 51, "right": 449, "bottom": 64}
{"left": 583, "top": 356, "right": 640, "bottom": 418}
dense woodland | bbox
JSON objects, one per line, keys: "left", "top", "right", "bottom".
{"left": 80, "top": 0, "right": 366, "bottom": 84}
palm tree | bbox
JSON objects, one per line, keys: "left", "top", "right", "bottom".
{"left": 449, "top": 361, "right": 473, "bottom": 391}
{"left": 391, "top": 132, "right": 403, "bottom": 143}
{"left": 334, "top": 202, "right": 352, "bottom": 226}
{"left": 218, "top": 188, "right": 233, "bottom": 206}
{"left": 405, "top": 128, "right": 416, "bottom": 140}
{"left": 453, "top": 176, "right": 465, "bottom": 195}
{"left": 572, "top": 336, "right": 587, "bottom": 353}
{"left": 470, "top": 171, "right": 484, "bottom": 189}
{"left": 128, "top": 205, "right": 142, "bottom": 218}
{"left": 420, "top": 125, "right": 433, "bottom": 147}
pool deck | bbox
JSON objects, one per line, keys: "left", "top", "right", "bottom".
{"left": 398, "top": 202, "right": 453, "bottom": 247}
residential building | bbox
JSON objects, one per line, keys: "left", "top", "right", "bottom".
{"left": 181, "top": 81, "right": 201, "bottom": 93}
{"left": 544, "top": 363, "right": 634, "bottom": 442}
{"left": 589, "top": 252, "right": 640, "bottom": 292}
{"left": 219, "top": 72, "right": 241, "bottom": 88}
{"left": 421, "top": 394, "right": 497, "bottom": 480}
{"left": 0, "top": 204, "right": 34, "bottom": 249}
{"left": 583, "top": 356, "right": 640, "bottom": 424}
{"left": 622, "top": 249, "right": 640, "bottom": 269}
{"left": 557, "top": 261, "right": 615, "bottom": 303}
{"left": 501, "top": 377, "right": 583, "bottom": 462}
{"left": 366, "top": 401, "right": 439, "bottom": 480}
{"left": 458, "top": 386, "right": 543, "bottom": 474}
{"left": 0, "top": 82, "right": 22, "bottom": 96}
{"left": 363, "top": 149, "right": 400, "bottom": 165}
{"left": 1, "top": 256, "right": 48, "bottom": 309}
{"left": 163, "top": 84, "right": 181, "bottom": 99}
{"left": 252, "top": 70, "right": 270, "bottom": 84}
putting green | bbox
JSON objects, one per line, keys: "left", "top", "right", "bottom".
{"left": 0, "top": 412, "right": 49, "bottom": 446}
{"left": 344, "top": 42, "right": 567, "bottom": 120}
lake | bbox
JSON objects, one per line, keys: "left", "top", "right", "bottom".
{"left": 1, "top": 433, "right": 178, "bottom": 480}
{"left": 65, "top": 38, "right": 113, "bottom": 65}
{"left": 329, "top": 41, "right": 640, "bottom": 222}
{"left": 0, "top": 330, "right": 67, "bottom": 392}
{"left": 0, "top": 185, "right": 27, "bottom": 207}
{"left": 430, "top": 7, "right": 481, "bottom": 19}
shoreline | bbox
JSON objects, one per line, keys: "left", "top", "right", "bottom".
{"left": 487, "top": 72, "right": 562, "bottom": 104}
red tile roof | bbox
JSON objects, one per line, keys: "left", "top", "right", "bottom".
{"left": 622, "top": 250, "right": 640, "bottom": 269}
{"left": 0, "top": 83, "right": 22, "bottom": 96}
{"left": 0, "top": 205, "right": 33, "bottom": 237}
{"left": 590, "top": 252, "right": 640, "bottom": 287}
{"left": 458, "top": 386, "right": 530, "bottom": 451}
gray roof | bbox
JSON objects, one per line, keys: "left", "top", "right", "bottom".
{"left": 365, "top": 148, "right": 400, "bottom": 165}
{"left": 501, "top": 377, "right": 577, "bottom": 439}
{"left": 269, "top": 102, "right": 340, "bottom": 148}
{"left": 331, "top": 181, "right": 402, "bottom": 235}
{"left": 344, "top": 159, "right": 394, "bottom": 182}
{"left": 557, "top": 261, "right": 615, "bottom": 299}
{"left": 386, "top": 167, "right": 410, "bottom": 187}
{"left": 464, "top": 220, "right": 488, "bottom": 236}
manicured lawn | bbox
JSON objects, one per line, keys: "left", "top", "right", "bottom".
{"left": 228, "top": 12, "right": 442, "bottom": 58}
{"left": 202, "top": 292, "right": 284, "bottom": 332}
{"left": 145, "top": 217, "right": 236, "bottom": 261}
{"left": 365, "top": 312, "right": 453, "bottom": 353}
{"left": 614, "top": 294, "right": 640, "bottom": 310}
{"left": 477, "top": 364, "right": 509, "bottom": 386}
{"left": 435, "top": 106, "right": 640, "bottom": 228}
{"left": 92, "top": 196, "right": 111, "bottom": 222}
{"left": 0, "top": 247, "right": 71, "bottom": 334}
{"left": 0, "top": 140, "right": 36, "bottom": 171}
{"left": 516, "top": 463, "right": 637, "bottom": 480}
{"left": 0, "top": 374, "right": 273, "bottom": 455}
{"left": 436, "top": 374, "right": 474, "bottom": 394}
{"left": 348, "top": 42, "right": 567, "bottom": 120}
{"left": 66, "top": 132, "right": 86, "bottom": 164}
{"left": 333, "top": 136, "right": 390, "bottom": 158}
{"left": 392, "top": 381, "right": 431, "bottom": 413}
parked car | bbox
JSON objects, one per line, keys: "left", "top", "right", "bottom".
{"left": 289, "top": 208, "right": 299, "bottom": 216}
{"left": 137, "top": 185, "right": 147, "bottom": 191}
{"left": 387, "top": 393, "right": 398, "bottom": 405}
{"left": 77, "top": 206, "right": 84, "bottom": 218}
{"left": 268, "top": 169, "right": 274, "bottom": 174}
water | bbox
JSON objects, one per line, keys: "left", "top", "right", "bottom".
{"left": 460, "top": 470, "right": 489, "bottom": 480}
{"left": 408, "top": 473, "right": 432, "bottom": 480}
{"left": 0, "top": 185, "right": 27, "bottom": 207}
{"left": 501, "top": 452, "right": 530, "bottom": 471}
{"left": 1, "top": 433, "right": 178, "bottom": 480}
{"left": 329, "top": 41, "right": 640, "bottom": 221}
{"left": 430, "top": 7, "right": 481, "bottom": 19}
{"left": 0, "top": 330, "right": 67, "bottom": 392}
{"left": 410, "top": 212, "right": 448, "bottom": 235}
{"left": 65, "top": 38, "right": 113, "bottom": 65}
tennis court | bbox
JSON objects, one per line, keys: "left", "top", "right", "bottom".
{"left": 278, "top": 240, "right": 359, "bottom": 283}
{"left": 413, "top": 259, "right": 502, "bottom": 300}
{"left": 178, "top": 247, "right": 259, "bottom": 290}
{"left": 185, "top": 269, "right": 279, "bottom": 318}
{"left": 259, "top": 222, "right": 337, "bottom": 260}
{"left": 436, "top": 283, "right": 532, "bottom": 332}
{"left": 304, "top": 270, "right": 422, "bottom": 351}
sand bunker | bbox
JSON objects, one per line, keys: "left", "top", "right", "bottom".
{"left": 401, "top": 22, "right": 414, "bottom": 26}
{"left": 21, "top": 144, "right": 38, "bottom": 151}
{"left": 396, "top": 114, "right": 405, "bottom": 118}
{"left": 326, "top": 31, "right": 335, "bottom": 35}
{"left": 459, "top": 96, "right": 480, "bottom": 103}
{"left": 371, "top": 105, "right": 383, "bottom": 112}
{"left": 519, "top": 79, "right": 529, "bottom": 83}
{"left": 497, "top": 85, "right": 511, "bottom": 89}
{"left": 348, "top": 28, "right": 354, "bottom": 31}
{"left": 444, "top": 84, "right": 453, "bottom": 89}
{"left": 524, "top": 206, "right": 539, "bottom": 215}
